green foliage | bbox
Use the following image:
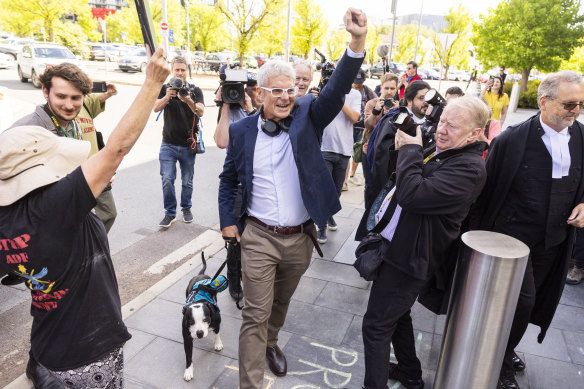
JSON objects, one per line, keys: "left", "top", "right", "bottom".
{"left": 393, "top": 24, "right": 432, "bottom": 65}
{"left": 218, "top": 0, "right": 283, "bottom": 64}
{"left": 254, "top": 8, "right": 286, "bottom": 57}
{"left": 189, "top": 2, "right": 229, "bottom": 53}
{"left": 432, "top": 5, "right": 473, "bottom": 73}
{"left": 323, "top": 30, "right": 348, "bottom": 61}
{"left": 104, "top": 2, "right": 143, "bottom": 45}
{"left": 291, "top": 0, "right": 328, "bottom": 58}
{"left": 473, "top": 0, "right": 584, "bottom": 91}
{"left": 365, "top": 25, "right": 384, "bottom": 65}
{"left": 561, "top": 45, "right": 584, "bottom": 73}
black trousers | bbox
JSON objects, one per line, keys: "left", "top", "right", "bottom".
{"left": 318, "top": 151, "right": 350, "bottom": 230}
{"left": 227, "top": 186, "right": 243, "bottom": 282}
{"left": 573, "top": 228, "right": 584, "bottom": 269}
{"left": 362, "top": 260, "right": 426, "bottom": 389}
{"left": 502, "top": 243, "right": 563, "bottom": 373}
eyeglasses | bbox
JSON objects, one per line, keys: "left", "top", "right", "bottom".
{"left": 548, "top": 97, "right": 584, "bottom": 111}
{"left": 261, "top": 86, "right": 297, "bottom": 97}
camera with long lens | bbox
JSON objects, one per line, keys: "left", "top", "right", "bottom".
{"left": 168, "top": 77, "right": 189, "bottom": 98}
{"left": 383, "top": 98, "right": 395, "bottom": 108}
{"left": 314, "top": 48, "right": 335, "bottom": 91}
{"left": 218, "top": 69, "right": 250, "bottom": 104}
{"left": 421, "top": 88, "right": 447, "bottom": 147}
{"left": 393, "top": 107, "right": 418, "bottom": 137}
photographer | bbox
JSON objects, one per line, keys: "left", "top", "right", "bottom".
{"left": 153, "top": 56, "right": 204, "bottom": 228}
{"left": 364, "top": 73, "right": 399, "bottom": 134}
{"left": 362, "top": 96, "right": 489, "bottom": 389}
{"left": 213, "top": 73, "right": 262, "bottom": 300}
{"left": 213, "top": 74, "right": 262, "bottom": 149}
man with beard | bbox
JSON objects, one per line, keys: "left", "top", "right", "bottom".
{"left": 470, "top": 70, "right": 584, "bottom": 389}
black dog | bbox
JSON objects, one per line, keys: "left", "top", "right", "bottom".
{"left": 182, "top": 252, "right": 226, "bottom": 381}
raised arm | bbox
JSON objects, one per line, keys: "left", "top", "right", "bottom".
{"left": 82, "top": 49, "right": 170, "bottom": 198}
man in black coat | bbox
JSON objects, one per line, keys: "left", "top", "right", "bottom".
{"left": 470, "top": 70, "right": 584, "bottom": 389}
{"left": 362, "top": 96, "right": 489, "bottom": 389}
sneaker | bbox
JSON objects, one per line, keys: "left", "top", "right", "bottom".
{"left": 349, "top": 176, "right": 363, "bottom": 186}
{"left": 317, "top": 228, "right": 327, "bottom": 244}
{"left": 159, "top": 215, "right": 176, "bottom": 228}
{"left": 342, "top": 182, "right": 348, "bottom": 191}
{"left": 567, "top": 266, "right": 584, "bottom": 285}
{"left": 327, "top": 217, "right": 338, "bottom": 231}
{"left": 183, "top": 209, "right": 193, "bottom": 223}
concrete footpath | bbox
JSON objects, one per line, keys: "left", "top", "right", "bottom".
{"left": 7, "top": 109, "right": 584, "bottom": 388}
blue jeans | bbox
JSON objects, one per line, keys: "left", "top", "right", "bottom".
{"left": 159, "top": 142, "right": 196, "bottom": 217}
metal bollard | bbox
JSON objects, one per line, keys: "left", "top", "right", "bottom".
{"left": 434, "top": 231, "right": 530, "bottom": 389}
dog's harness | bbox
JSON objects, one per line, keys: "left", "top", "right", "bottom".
{"left": 185, "top": 275, "right": 228, "bottom": 310}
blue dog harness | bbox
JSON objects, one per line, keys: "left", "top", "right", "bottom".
{"left": 185, "top": 276, "right": 228, "bottom": 310}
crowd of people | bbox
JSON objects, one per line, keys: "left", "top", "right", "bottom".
{"left": 1, "top": 6, "right": 584, "bottom": 389}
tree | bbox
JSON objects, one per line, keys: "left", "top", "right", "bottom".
{"left": 188, "top": 2, "right": 229, "bottom": 53}
{"left": 255, "top": 7, "right": 287, "bottom": 57}
{"left": 217, "top": 0, "right": 283, "bottom": 64}
{"left": 291, "top": 0, "right": 328, "bottom": 58}
{"left": 431, "top": 5, "right": 473, "bottom": 77}
{"left": 562, "top": 45, "right": 584, "bottom": 74}
{"left": 393, "top": 23, "right": 432, "bottom": 65}
{"left": 365, "top": 25, "right": 384, "bottom": 65}
{"left": 0, "top": 0, "right": 94, "bottom": 43}
{"left": 473, "top": 0, "right": 584, "bottom": 91}
{"left": 323, "top": 30, "right": 348, "bottom": 61}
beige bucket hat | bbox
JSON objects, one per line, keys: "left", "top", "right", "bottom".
{"left": 0, "top": 126, "right": 90, "bottom": 206}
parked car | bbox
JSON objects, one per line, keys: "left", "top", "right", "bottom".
{"left": 205, "top": 53, "right": 232, "bottom": 72}
{"left": 89, "top": 44, "right": 124, "bottom": 61}
{"left": 0, "top": 37, "right": 35, "bottom": 59}
{"left": 447, "top": 69, "right": 469, "bottom": 81}
{"left": 17, "top": 43, "right": 81, "bottom": 88}
{"left": 507, "top": 73, "right": 522, "bottom": 82}
{"left": 361, "top": 63, "right": 371, "bottom": 77}
{"left": 417, "top": 68, "right": 429, "bottom": 79}
{"left": 0, "top": 52, "right": 15, "bottom": 68}
{"left": 233, "top": 55, "right": 258, "bottom": 69}
{"left": 117, "top": 47, "right": 148, "bottom": 72}
{"left": 370, "top": 62, "right": 385, "bottom": 79}
{"left": 422, "top": 68, "right": 440, "bottom": 80}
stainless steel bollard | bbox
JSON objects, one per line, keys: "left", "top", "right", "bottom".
{"left": 434, "top": 231, "right": 530, "bottom": 389}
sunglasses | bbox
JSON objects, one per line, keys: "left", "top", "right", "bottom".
{"left": 549, "top": 98, "right": 584, "bottom": 111}
{"left": 261, "top": 87, "right": 297, "bottom": 97}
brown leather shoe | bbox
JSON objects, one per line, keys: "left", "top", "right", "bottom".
{"left": 266, "top": 346, "right": 287, "bottom": 377}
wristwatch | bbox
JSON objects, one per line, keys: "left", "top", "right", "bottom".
{"left": 248, "top": 108, "right": 258, "bottom": 115}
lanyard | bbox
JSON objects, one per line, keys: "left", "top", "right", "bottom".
{"left": 42, "top": 104, "right": 80, "bottom": 140}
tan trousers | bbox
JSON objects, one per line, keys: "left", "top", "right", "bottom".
{"left": 238, "top": 219, "right": 315, "bottom": 389}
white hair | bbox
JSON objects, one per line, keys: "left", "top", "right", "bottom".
{"left": 446, "top": 95, "right": 491, "bottom": 130}
{"left": 257, "top": 60, "right": 295, "bottom": 88}
{"left": 292, "top": 59, "right": 313, "bottom": 81}
{"left": 537, "top": 70, "right": 583, "bottom": 103}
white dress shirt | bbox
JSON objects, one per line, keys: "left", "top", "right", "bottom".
{"left": 247, "top": 116, "right": 310, "bottom": 227}
{"left": 539, "top": 117, "right": 571, "bottom": 178}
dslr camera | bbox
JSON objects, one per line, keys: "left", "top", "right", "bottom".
{"left": 382, "top": 98, "right": 395, "bottom": 108}
{"left": 218, "top": 69, "right": 253, "bottom": 104}
{"left": 314, "top": 48, "right": 335, "bottom": 91}
{"left": 168, "top": 77, "right": 190, "bottom": 98}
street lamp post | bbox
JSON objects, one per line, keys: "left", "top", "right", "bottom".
{"left": 285, "top": 0, "right": 292, "bottom": 62}
{"left": 388, "top": 0, "right": 397, "bottom": 64}
{"left": 414, "top": 0, "right": 424, "bottom": 62}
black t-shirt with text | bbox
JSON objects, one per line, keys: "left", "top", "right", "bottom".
{"left": 0, "top": 168, "right": 131, "bottom": 370}
{"left": 158, "top": 83, "right": 204, "bottom": 147}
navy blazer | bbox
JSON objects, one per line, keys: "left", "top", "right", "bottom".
{"left": 218, "top": 50, "right": 364, "bottom": 230}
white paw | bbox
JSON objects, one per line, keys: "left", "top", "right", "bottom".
{"left": 214, "top": 334, "right": 224, "bottom": 351}
{"left": 184, "top": 365, "right": 194, "bottom": 381}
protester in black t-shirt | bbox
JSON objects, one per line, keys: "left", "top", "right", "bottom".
{"left": 0, "top": 48, "right": 170, "bottom": 388}
{"left": 153, "top": 56, "right": 205, "bottom": 228}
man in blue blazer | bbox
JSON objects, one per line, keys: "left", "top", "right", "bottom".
{"left": 218, "top": 8, "right": 367, "bottom": 388}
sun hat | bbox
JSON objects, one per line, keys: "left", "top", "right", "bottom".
{"left": 0, "top": 126, "right": 90, "bottom": 206}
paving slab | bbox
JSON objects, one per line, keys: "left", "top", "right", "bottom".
{"left": 291, "top": 276, "right": 328, "bottom": 304}
{"left": 562, "top": 330, "right": 584, "bottom": 365}
{"left": 315, "top": 282, "right": 370, "bottom": 316}
{"left": 516, "top": 325, "right": 571, "bottom": 363}
{"left": 524, "top": 354, "right": 584, "bottom": 389}
{"left": 282, "top": 300, "right": 354, "bottom": 345}
{"left": 549, "top": 302, "right": 584, "bottom": 332}
{"left": 124, "top": 328, "right": 157, "bottom": 361}
{"left": 333, "top": 224, "right": 361, "bottom": 265}
{"left": 125, "top": 336, "right": 234, "bottom": 389}
{"left": 304, "top": 258, "right": 370, "bottom": 290}
{"left": 558, "top": 284, "right": 584, "bottom": 308}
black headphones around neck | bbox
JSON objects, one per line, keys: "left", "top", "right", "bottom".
{"left": 260, "top": 105, "right": 296, "bottom": 137}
